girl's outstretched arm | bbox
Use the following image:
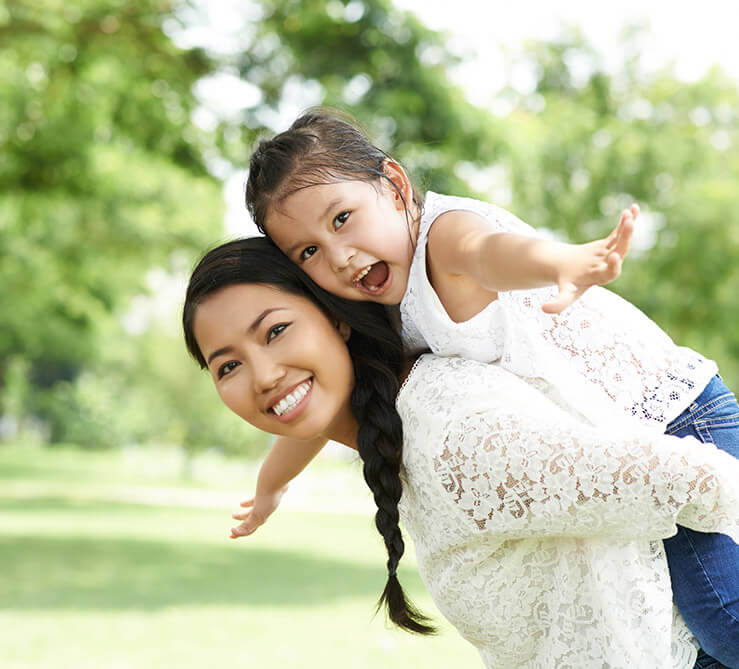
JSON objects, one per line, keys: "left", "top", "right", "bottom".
{"left": 426, "top": 205, "right": 637, "bottom": 317}
{"left": 230, "top": 434, "right": 327, "bottom": 538}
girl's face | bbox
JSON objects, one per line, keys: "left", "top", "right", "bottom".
{"left": 264, "top": 163, "right": 417, "bottom": 305}
{"left": 192, "top": 283, "right": 357, "bottom": 445}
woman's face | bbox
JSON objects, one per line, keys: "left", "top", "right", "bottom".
{"left": 192, "top": 283, "right": 356, "bottom": 444}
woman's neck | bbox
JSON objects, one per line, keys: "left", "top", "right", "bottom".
{"left": 326, "top": 400, "right": 359, "bottom": 450}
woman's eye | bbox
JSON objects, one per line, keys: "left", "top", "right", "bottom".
{"left": 333, "top": 211, "right": 349, "bottom": 230}
{"left": 300, "top": 245, "right": 318, "bottom": 261}
{"left": 218, "top": 361, "right": 239, "bottom": 379}
{"left": 267, "top": 323, "right": 289, "bottom": 342}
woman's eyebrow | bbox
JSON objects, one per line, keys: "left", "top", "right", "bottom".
{"left": 247, "top": 307, "right": 286, "bottom": 333}
{"left": 207, "top": 345, "right": 233, "bottom": 366}
{"left": 206, "top": 308, "right": 287, "bottom": 366}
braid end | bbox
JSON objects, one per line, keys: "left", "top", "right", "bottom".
{"left": 377, "top": 573, "right": 437, "bottom": 635}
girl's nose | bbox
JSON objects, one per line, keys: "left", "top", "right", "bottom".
{"left": 328, "top": 244, "right": 356, "bottom": 273}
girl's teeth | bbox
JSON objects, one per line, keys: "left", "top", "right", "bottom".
{"left": 354, "top": 265, "right": 372, "bottom": 284}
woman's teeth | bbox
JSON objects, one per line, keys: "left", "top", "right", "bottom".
{"left": 272, "top": 380, "right": 312, "bottom": 416}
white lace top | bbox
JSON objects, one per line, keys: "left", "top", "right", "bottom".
{"left": 400, "top": 192, "right": 717, "bottom": 432}
{"left": 397, "top": 355, "right": 739, "bottom": 669}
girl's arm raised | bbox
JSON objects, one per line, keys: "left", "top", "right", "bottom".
{"left": 426, "top": 205, "right": 636, "bottom": 316}
{"left": 230, "top": 434, "right": 326, "bottom": 538}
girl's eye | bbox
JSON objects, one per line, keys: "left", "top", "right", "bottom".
{"left": 217, "top": 361, "right": 239, "bottom": 379}
{"left": 300, "top": 245, "right": 318, "bottom": 261}
{"left": 333, "top": 211, "right": 349, "bottom": 230}
{"left": 267, "top": 323, "right": 289, "bottom": 342}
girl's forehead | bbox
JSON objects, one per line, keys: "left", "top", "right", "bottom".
{"left": 268, "top": 179, "right": 383, "bottom": 227}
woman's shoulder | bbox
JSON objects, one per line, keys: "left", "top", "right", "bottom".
{"left": 397, "top": 354, "right": 542, "bottom": 420}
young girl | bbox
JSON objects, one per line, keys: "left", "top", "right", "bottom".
{"left": 182, "top": 236, "right": 739, "bottom": 668}
{"left": 240, "top": 109, "right": 739, "bottom": 667}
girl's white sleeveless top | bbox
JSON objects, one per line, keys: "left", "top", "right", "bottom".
{"left": 400, "top": 192, "right": 717, "bottom": 432}
{"left": 397, "top": 355, "right": 739, "bottom": 668}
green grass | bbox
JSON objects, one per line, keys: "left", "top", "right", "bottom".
{"left": 0, "top": 444, "right": 480, "bottom": 668}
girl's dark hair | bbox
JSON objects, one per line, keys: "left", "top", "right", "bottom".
{"left": 244, "top": 107, "right": 423, "bottom": 236}
{"left": 183, "top": 236, "right": 434, "bottom": 635}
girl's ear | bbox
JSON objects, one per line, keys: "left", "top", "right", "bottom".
{"left": 382, "top": 159, "right": 412, "bottom": 211}
{"left": 337, "top": 321, "right": 352, "bottom": 341}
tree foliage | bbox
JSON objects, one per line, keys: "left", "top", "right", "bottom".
{"left": 1, "top": 0, "right": 226, "bottom": 443}
{"left": 2, "top": 1, "right": 738, "bottom": 452}
{"left": 496, "top": 28, "right": 739, "bottom": 387}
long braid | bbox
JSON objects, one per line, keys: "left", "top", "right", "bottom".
{"left": 347, "top": 331, "right": 435, "bottom": 635}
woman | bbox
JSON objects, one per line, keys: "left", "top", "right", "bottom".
{"left": 183, "top": 236, "right": 739, "bottom": 668}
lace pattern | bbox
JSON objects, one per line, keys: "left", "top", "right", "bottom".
{"left": 397, "top": 356, "right": 739, "bottom": 668}
{"left": 399, "top": 192, "right": 717, "bottom": 431}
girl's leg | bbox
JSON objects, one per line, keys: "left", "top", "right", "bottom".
{"left": 665, "top": 375, "right": 739, "bottom": 669}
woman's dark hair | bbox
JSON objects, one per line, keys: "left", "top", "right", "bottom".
{"left": 183, "top": 236, "right": 434, "bottom": 635}
{"left": 244, "top": 107, "right": 423, "bottom": 236}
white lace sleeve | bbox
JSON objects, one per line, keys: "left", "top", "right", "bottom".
{"left": 433, "top": 407, "right": 739, "bottom": 543}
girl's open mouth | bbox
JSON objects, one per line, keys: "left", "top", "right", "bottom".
{"left": 353, "top": 261, "right": 390, "bottom": 294}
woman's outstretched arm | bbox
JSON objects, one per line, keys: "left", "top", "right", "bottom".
{"left": 432, "top": 405, "right": 739, "bottom": 544}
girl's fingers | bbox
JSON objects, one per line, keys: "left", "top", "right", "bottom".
{"left": 606, "top": 203, "right": 638, "bottom": 253}
{"left": 543, "top": 286, "right": 577, "bottom": 314}
{"left": 232, "top": 511, "right": 250, "bottom": 520}
{"left": 240, "top": 498, "right": 255, "bottom": 508}
{"left": 230, "top": 521, "right": 258, "bottom": 538}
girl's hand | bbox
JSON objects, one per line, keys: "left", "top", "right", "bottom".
{"left": 542, "top": 204, "right": 638, "bottom": 314}
{"left": 230, "top": 485, "right": 289, "bottom": 538}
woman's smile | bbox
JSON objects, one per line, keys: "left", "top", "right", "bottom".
{"left": 268, "top": 377, "right": 313, "bottom": 420}
{"left": 192, "top": 283, "right": 356, "bottom": 443}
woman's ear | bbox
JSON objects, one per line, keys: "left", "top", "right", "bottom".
{"left": 337, "top": 321, "right": 351, "bottom": 341}
{"left": 382, "top": 159, "right": 412, "bottom": 211}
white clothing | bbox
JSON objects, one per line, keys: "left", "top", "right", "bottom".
{"left": 397, "top": 355, "right": 739, "bottom": 669}
{"left": 400, "top": 192, "right": 718, "bottom": 432}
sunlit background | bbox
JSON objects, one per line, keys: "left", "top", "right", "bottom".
{"left": 2, "top": 1, "right": 738, "bottom": 667}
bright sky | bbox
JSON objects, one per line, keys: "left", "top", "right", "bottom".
{"left": 211, "top": 0, "right": 738, "bottom": 235}
{"left": 394, "top": 0, "right": 739, "bottom": 106}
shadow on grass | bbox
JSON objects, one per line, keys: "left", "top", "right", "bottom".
{"left": 0, "top": 496, "right": 186, "bottom": 513}
{"left": 0, "top": 535, "right": 424, "bottom": 611}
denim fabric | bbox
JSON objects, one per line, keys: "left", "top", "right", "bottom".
{"left": 695, "top": 647, "right": 731, "bottom": 668}
{"left": 664, "top": 375, "right": 739, "bottom": 669}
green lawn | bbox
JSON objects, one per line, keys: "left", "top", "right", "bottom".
{"left": 0, "top": 445, "right": 480, "bottom": 668}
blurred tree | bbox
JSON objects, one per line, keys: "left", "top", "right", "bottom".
{"left": 200, "top": 0, "right": 507, "bottom": 196}
{"left": 43, "top": 317, "right": 268, "bottom": 459}
{"left": 0, "top": 0, "right": 225, "bottom": 440}
{"left": 3, "top": 0, "right": 737, "bottom": 451}
{"left": 497, "top": 27, "right": 739, "bottom": 388}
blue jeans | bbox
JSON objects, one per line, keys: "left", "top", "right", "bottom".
{"left": 663, "top": 375, "right": 739, "bottom": 669}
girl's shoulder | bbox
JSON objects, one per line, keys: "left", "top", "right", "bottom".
{"left": 421, "top": 191, "right": 538, "bottom": 240}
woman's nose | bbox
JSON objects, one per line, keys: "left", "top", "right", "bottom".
{"left": 251, "top": 352, "right": 286, "bottom": 393}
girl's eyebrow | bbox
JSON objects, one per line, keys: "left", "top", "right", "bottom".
{"left": 206, "top": 308, "right": 287, "bottom": 365}
{"left": 284, "top": 198, "right": 342, "bottom": 257}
